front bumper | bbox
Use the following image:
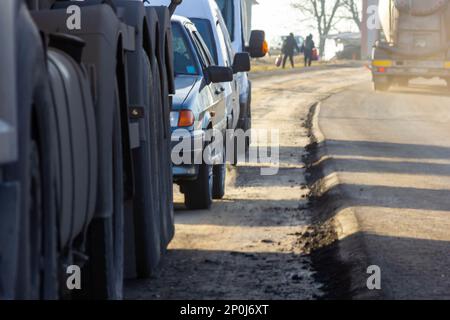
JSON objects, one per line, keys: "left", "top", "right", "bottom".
{"left": 172, "top": 164, "right": 199, "bottom": 181}
{"left": 171, "top": 129, "right": 204, "bottom": 180}
{"left": 373, "top": 68, "right": 450, "bottom": 78}
{"left": 372, "top": 60, "right": 450, "bottom": 78}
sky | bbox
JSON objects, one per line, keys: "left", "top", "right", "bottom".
{"left": 252, "top": 0, "right": 359, "bottom": 45}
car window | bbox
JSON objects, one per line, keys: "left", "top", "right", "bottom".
{"left": 218, "top": 18, "right": 234, "bottom": 65}
{"left": 171, "top": 22, "right": 199, "bottom": 76}
{"left": 214, "top": 19, "right": 231, "bottom": 67}
{"left": 190, "top": 18, "right": 218, "bottom": 64}
{"left": 216, "top": 0, "right": 235, "bottom": 42}
{"left": 191, "top": 30, "right": 214, "bottom": 68}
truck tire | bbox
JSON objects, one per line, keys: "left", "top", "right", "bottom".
{"left": 153, "top": 6, "right": 175, "bottom": 249}
{"left": 16, "top": 137, "right": 58, "bottom": 300}
{"left": 83, "top": 85, "right": 124, "bottom": 300}
{"left": 12, "top": 88, "right": 58, "bottom": 301}
{"left": 374, "top": 81, "right": 391, "bottom": 92}
{"left": 184, "top": 160, "right": 213, "bottom": 210}
{"left": 7, "top": 6, "right": 59, "bottom": 299}
{"left": 133, "top": 50, "right": 161, "bottom": 278}
{"left": 397, "top": 77, "right": 409, "bottom": 87}
{"left": 152, "top": 60, "right": 169, "bottom": 234}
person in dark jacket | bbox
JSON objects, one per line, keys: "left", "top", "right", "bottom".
{"left": 282, "top": 33, "right": 300, "bottom": 69}
{"left": 303, "top": 34, "right": 315, "bottom": 67}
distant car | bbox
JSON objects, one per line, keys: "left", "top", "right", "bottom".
{"left": 170, "top": 15, "right": 238, "bottom": 210}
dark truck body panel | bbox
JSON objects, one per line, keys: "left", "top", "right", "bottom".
{"left": 1, "top": 0, "right": 177, "bottom": 299}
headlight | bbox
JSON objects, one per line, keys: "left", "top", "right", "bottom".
{"left": 170, "top": 111, "right": 179, "bottom": 127}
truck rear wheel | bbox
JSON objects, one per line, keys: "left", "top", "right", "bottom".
{"left": 398, "top": 78, "right": 409, "bottom": 87}
{"left": 83, "top": 86, "right": 124, "bottom": 300}
{"left": 133, "top": 51, "right": 161, "bottom": 279}
{"left": 17, "top": 138, "right": 57, "bottom": 300}
{"left": 374, "top": 81, "right": 391, "bottom": 92}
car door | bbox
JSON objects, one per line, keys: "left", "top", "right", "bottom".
{"left": 216, "top": 15, "right": 240, "bottom": 130}
{"left": 188, "top": 24, "right": 227, "bottom": 132}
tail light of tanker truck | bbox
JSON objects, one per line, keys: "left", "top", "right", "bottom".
{"left": 373, "top": 60, "right": 393, "bottom": 73}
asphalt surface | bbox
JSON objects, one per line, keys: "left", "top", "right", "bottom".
{"left": 318, "top": 76, "right": 450, "bottom": 299}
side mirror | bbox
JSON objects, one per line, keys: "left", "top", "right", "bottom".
{"left": 247, "top": 30, "right": 268, "bottom": 58}
{"left": 232, "top": 52, "right": 251, "bottom": 73}
{"left": 169, "top": 0, "right": 183, "bottom": 16}
{"left": 206, "top": 66, "right": 233, "bottom": 84}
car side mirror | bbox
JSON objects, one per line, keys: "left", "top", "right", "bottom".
{"left": 247, "top": 30, "right": 268, "bottom": 58}
{"left": 206, "top": 66, "right": 233, "bottom": 84}
{"left": 232, "top": 52, "right": 251, "bottom": 73}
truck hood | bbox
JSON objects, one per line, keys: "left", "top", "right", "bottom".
{"left": 172, "top": 75, "right": 199, "bottom": 110}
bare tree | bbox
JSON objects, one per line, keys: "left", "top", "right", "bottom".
{"left": 342, "top": 0, "right": 362, "bottom": 31}
{"left": 291, "top": 0, "right": 343, "bottom": 57}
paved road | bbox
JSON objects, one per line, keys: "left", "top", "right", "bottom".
{"left": 319, "top": 77, "right": 450, "bottom": 299}
{"left": 125, "top": 66, "right": 366, "bottom": 300}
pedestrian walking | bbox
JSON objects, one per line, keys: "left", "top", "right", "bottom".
{"left": 281, "top": 33, "right": 299, "bottom": 69}
{"left": 303, "top": 34, "right": 315, "bottom": 67}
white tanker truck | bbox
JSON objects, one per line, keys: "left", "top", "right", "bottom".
{"left": 372, "top": 0, "right": 450, "bottom": 91}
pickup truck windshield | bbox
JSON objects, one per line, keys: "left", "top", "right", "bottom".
{"left": 216, "top": 0, "right": 235, "bottom": 42}
{"left": 172, "top": 22, "right": 199, "bottom": 76}
{"left": 190, "top": 18, "right": 219, "bottom": 64}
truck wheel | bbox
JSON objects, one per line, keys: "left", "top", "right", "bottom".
{"left": 374, "top": 82, "right": 390, "bottom": 92}
{"left": 133, "top": 51, "right": 161, "bottom": 279}
{"left": 17, "top": 138, "right": 57, "bottom": 300}
{"left": 13, "top": 76, "right": 58, "bottom": 300}
{"left": 397, "top": 78, "right": 409, "bottom": 87}
{"left": 212, "top": 146, "right": 226, "bottom": 200}
{"left": 27, "top": 141, "right": 44, "bottom": 298}
{"left": 184, "top": 158, "right": 213, "bottom": 210}
{"left": 153, "top": 61, "right": 167, "bottom": 234}
{"left": 84, "top": 86, "right": 124, "bottom": 300}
